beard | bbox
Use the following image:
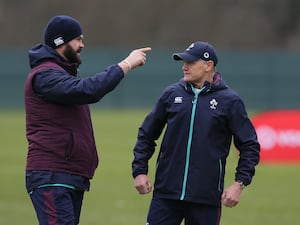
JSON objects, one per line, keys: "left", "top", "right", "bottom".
{"left": 63, "top": 44, "right": 82, "bottom": 64}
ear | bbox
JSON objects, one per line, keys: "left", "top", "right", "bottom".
{"left": 55, "top": 45, "right": 67, "bottom": 61}
{"left": 205, "top": 60, "right": 214, "bottom": 71}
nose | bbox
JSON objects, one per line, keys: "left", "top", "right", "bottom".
{"left": 80, "top": 41, "right": 84, "bottom": 49}
{"left": 182, "top": 62, "right": 188, "bottom": 71}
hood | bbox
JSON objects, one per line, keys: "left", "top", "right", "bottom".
{"left": 28, "top": 44, "right": 62, "bottom": 68}
{"left": 28, "top": 44, "right": 79, "bottom": 75}
{"left": 179, "top": 72, "right": 227, "bottom": 94}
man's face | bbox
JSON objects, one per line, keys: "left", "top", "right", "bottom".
{"left": 63, "top": 35, "right": 84, "bottom": 64}
{"left": 182, "top": 59, "right": 214, "bottom": 88}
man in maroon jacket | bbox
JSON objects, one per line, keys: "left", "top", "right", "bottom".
{"left": 25, "top": 15, "right": 151, "bottom": 225}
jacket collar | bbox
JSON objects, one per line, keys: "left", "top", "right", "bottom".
{"left": 180, "top": 72, "right": 226, "bottom": 95}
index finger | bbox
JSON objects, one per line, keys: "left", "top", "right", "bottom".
{"left": 138, "top": 47, "right": 152, "bottom": 52}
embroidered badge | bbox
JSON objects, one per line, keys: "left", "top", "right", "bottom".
{"left": 174, "top": 97, "right": 183, "bottom": 104}
{"left": 54, "top": 37, "right": 64, "bottom": 46}
{"left": 186, "top": 43, "right": 194, "bottom": 51}
{"left": 203, "top": 52, "right": 210, "bottom": 59}
{"left": 210, "top": 98, "right": 218, "bottom": 109}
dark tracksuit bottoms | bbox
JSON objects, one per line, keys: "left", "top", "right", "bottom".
{"left": 29, "top": 186, "right": 84, "bottom": 225}
{"left": 147, "top": 197, "right": 221, "bottom": 225}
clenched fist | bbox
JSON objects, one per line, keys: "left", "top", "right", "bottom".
{"left": 134, "top": 174, "right": 152, "bottom": 194}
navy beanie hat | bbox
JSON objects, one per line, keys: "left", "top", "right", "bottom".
{"left": 44, "top": 15, "right": 82, "bottom": 49}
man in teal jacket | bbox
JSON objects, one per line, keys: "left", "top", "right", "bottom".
{"left": 132, "top": 41, "right": 260, "bottom": 225}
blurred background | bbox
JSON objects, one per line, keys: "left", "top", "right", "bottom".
{"left": 1, "top": 0, "right": 300, "bottom": 110}
{"left": 1, "top": 0, "right": 299, "bottom": 225}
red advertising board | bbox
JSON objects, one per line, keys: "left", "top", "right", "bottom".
{"left": 251, "top": 110, "right": 300, "bottom": 163}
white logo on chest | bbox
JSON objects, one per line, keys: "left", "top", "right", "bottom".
{"left": 210, "top": 98, "right": 218, "bottom": 109}
{"left": 174, "top": 97, "right": 183, "bottom": 103}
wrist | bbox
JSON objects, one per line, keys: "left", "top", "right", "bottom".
{"left": 118, "top": 60, "right": 131, "bottom": 75}
{"left": 123, "top": 59, "right": 131, "bottom": 71}
{"left": 235, "top": 180, "right": 246, "bottom": 189}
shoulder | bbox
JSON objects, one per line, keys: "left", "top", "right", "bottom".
{"left": 217, "top": 85, "right": 242, "bottom": 102}
{"left": 159, "top": 81, "right": 185, "bottom": 100}
{"left": 30, "top": 61, "right": 64, "bottom": 76}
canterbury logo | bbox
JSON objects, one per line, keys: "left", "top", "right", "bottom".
{"left": 174, "top": 97, "right": 183, "bottom": 103}
{"left": 54, "top": 37, "right": 64, "bottom": 46}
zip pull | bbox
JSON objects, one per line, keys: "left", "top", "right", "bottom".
{"left": 192, "top": 95, "right": 198, "bottom": 104}
{"left": 190, "top": 84, "right": 205, "bottom": 104}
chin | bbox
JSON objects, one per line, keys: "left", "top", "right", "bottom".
{"left": 183, "top": 77, "right": 191, "bottom": 82}
{"left": 76, "top": 56, "right": 82, "bottom": 64}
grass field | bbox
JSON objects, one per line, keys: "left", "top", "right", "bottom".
{"left": 0, "top": 109, "right": 299, "bottom": 225}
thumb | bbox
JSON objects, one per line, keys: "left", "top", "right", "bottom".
{"left": 221, "top": 192, "right": 226, "bottom": 201}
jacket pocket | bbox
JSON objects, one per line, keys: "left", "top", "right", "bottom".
{"left": 65, "top": 131, "right": 74, "bottom": 160}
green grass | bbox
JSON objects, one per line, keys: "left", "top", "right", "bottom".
{"left": 0, "top": 109, "right": 299, "bottom": 225}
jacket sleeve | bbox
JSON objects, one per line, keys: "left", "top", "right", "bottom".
{"left": 229, "top": 97, "right": 260, "bottom": 186}
{"left": 32, "top": 64, "right": 124, "bottom": 105}
{"left": 132, "top": 92, "right": 169, "bottom": 178}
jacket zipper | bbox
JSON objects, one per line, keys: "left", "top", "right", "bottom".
{"left": 218, "top": 159, "right": 222, "bottom": 192}
{"left": 180, "top": 85, "right": 205, "bottom": 200}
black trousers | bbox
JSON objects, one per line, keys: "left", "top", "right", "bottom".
{"left": 147, "top": 196, "right": 221, "bottom": 225}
